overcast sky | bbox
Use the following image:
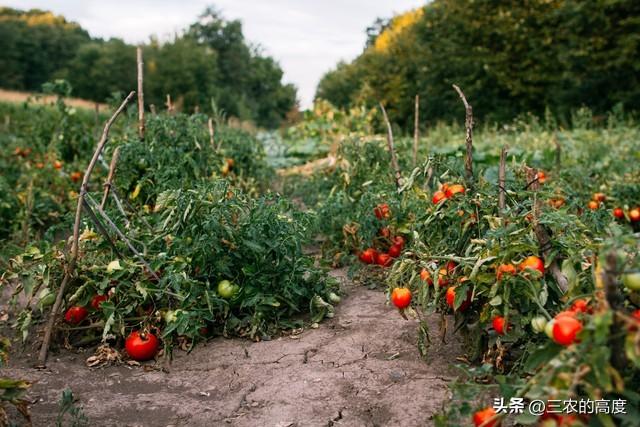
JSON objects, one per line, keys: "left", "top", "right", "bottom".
{"left": 5, "top": 0, "right": 426, "bottom": 108}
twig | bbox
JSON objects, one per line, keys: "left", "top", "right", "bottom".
{"left": 137, "top": 47, "right": 145, "bottom": 140}
{"left": 452, "top": 85, "right": 474, "bottom": 185}
{"left": 208, "top": 117, "right": 215, "bottom": 148}
{"left": 378, "top": 102, "right": 402, "bottom": 188}
{"left": 84, "top": 193, "right": 159, "bottom": 282}
{"left": 37, "top": 91, "right": 135, "bottom": 368}
{"left": 100, "top": 147, "right": 120, "bottom": 209}
{"left": 81, "top": 197, "right": 124, "bottom": 258}
{"left": 525, "top": 166, "right": 568, "bottom": 293}
{"left": 413, "top": 94, "right": 419, "bottom": 168}
{"left": 498, "top": 146, "right": 508, "bottom": 215}
{"left": 166, "top": 94, "right": 174, "bottom": 114}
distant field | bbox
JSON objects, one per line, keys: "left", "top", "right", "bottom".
{"left": 0, "top": 88, "right": 106, "bottom": 110}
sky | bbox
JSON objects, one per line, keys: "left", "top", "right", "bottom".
{"left": 5, "top": 0, "right": 426, "bottom": 108}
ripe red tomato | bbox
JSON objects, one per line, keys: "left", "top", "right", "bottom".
{"left": 374, "top": 203, "right": 391, "bottom": 220}
{"left": 536, "top": 171, "right": 546, "bottom": 184}
{"left": 570, "top": 298, "right": 590, "bottom": 314}
{"left": 91, "top": 294, "right": 108, "bottom": 310}
{"left": 437, "top": 268, "right": 450, "bottom": 287}
{"left": 432, "top": 190, "right": 446, "bottom": 204}
{"left": 492, "top": 316, "right": 508, "bottom": 335}
{"left": 473, "top": 407, "right": 499, "bottom": 427}
{"left": 496, "top": 264, "right": 516, "bottom": 281}
{"left": 612, "top": 207, "right": 624, "bottom": 219}
{"left": 392, "top": 235, "right": 405, "bottom": 249}
{"left": 379, "top": 227, "right": 391, "bottom": 238}
{"left": 592, "top": 192, "right": 606, "bottom": 202}
{"left": 587, "top": 200, "right": 599, "bottom": 210}
{"left": 64, "top": 306, "right": 88, "bottom": 324}
{"left": 552, "top": 315, "right": 582, "bottom": 346}
{"left": 387, "top": 244, "right": 402, "bottom": 258}
{"left": 519, "top": 256, "right": 545, "bottom": 275}
{"left": 391, "top": 287, "right": 412, "bottom": 309}
{"left": 630, "top": 208, "right": 640, "bottom": 222}
{"left": 445, "top": 184, "right": 465, "bottom": 198}
{"left": 125, "top": 330, "right": 159, "bottom": 361}
{"left": 548, "top": 197, "right": 566, "bottom": 209}
{"left": 376, "top": 253, "right": 393, "bottom": 267}
{"left": 70, "top": 171, "right": 82, "bottom": 183}
{"left": 628, "top": 309, "right": 640, "bottom": 331}
{"left": 445, "top": 260, "right": 457, "bottom": 275}
{"left": 359, "top": 248, "right": 378, "bottom": 264}
{"left": 446, "top": 286, "right": 471, "bottom": 311}
{"left": 53, "top": 160, "right": 63, "bottom": 170}
{"left": 420, "top": 268, "right": 433, "bottom": 286}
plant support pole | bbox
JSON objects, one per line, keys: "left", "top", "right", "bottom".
{"left": 413, "top": 94, "right": 419, "bottom": 167}
{"left": 525, "top": 166, "right": 568, "bottom": 293}
{"left": 208, "top": 117, "right": 215, "bottom": 148}
{"left": 100, "top": 146, "right": 121, "bottom": 209}
{"left": 379, "top": 102, "right": 402, "bottom": 188}
{"left": 498, "top": 146, "right": 508, "bottom": 215}
{"left": 452, "top": 85, "right": 474, "bottom": 185}
{"left": 137, "top": 46, "right": 145, "bottom": 140}
{"left": 37, "top": 91, "right": 135, "bottom": 368}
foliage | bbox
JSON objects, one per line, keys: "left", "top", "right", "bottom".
{"left": 317, "top": 0, "right": 640, "bottom": 129}
{"left": 0, "top": 7, "right": 296, "bottom": 128}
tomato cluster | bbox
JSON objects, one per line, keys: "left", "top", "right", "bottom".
{"left": 358, "top": 204, "right": 406, "bottom": 268}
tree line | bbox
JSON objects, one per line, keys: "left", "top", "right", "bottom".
{"left": 316, "top": 0, "right": 640, "bottom": 130}
{"left": 0, "top": 7, "right": 297, "bottom": 128}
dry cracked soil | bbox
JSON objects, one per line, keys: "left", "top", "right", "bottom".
{"left": 2, "top": 269, "right": 462, "bottom": 427}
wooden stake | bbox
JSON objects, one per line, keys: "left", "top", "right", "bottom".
{"left": 379, "top": 103, "right": 402, "bottom": 188}
{"left": 525, "top": 166, "right": 568, "bottom": 293}
{"left": 37, "top": 91, "right": 135, "bottom": 368}
{"left": 452, "top": 85, "right": 474, "bottom": 185}
{"left": 137, "top": 47, "right": 145, "bottom": 140}
{"left": 166, "top": 95, "right": 173, "bottom": 114}
{"left": 498, "top": 146, "right": 508, "bottom": 215}
{"left": 100, "top": 147, "right": 121, "bottom": 209}
{"left": 208, "top": 117, "right": 215, "bottom": 148}
{"left": 413, "top": 94, "right": 419, "bottom": 167}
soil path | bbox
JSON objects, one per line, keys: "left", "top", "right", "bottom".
{"left": 4, "top": 270, "right": 461, "bottom": 427}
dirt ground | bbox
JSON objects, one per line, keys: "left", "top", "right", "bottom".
{"left": 3, "top": 269, "right": 462, "bottom": 427}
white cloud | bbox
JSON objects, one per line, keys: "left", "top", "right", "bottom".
{"left": 4, "top": 0, "right": 426, "bottom": 108}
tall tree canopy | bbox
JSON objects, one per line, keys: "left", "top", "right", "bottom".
{"left": 316, "top": 0, "right": 640, "bottom": 129}
{"left": 0, "top": 7, "right": 296, "bottom": 128}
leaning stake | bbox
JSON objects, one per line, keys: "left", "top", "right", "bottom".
{"left": 452, "top": 84, "right": 474, "bottom": 185}
{"left": 37, "top": 91, "right": 135, "bottom": 368}
{"left": 413, "top": 94, "right": 419, "bottom": 167}
{"left": 137, "top": 46, "right": 145, "bottom": 140}
{"left": 379, "top": 102, "right": 402, "bottom": 188}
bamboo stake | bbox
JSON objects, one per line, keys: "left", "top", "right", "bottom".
{"left": 379, "top": 102, "right": 402, "bottom": 188}
{"left": 137, "top": 47, "right": 145, "bottom": 140}
{"left": 498, "top": 146, "right": 508, "bottom": 215}
{"left": 452, "top": 85, "right": 474, "bottom": 185}
{"left": 100, "top": 147, "right": 120, "bottom": 209}
{"left": 413, "top": 94, "right": 419, "bottom": 167}
{"left": 37, "top": 91, "right": 135, "bottom": 368}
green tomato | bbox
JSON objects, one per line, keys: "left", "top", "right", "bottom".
{"left": 217, "top": 280, "right": 239, "bottom": 299}
{"left": 622, "top": 272, "right": 640, "bottom": 291}
{"left": 544, "top": 319, "right": 555, "bottom": 339}
{"left": 531, "top": 316, "right": 547, "bottom": 334}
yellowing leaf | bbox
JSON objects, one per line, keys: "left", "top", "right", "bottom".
{"left": 130, "top": 183, "right": 142, "bottom": 200}
{"left": 106, "top": 260, "right": 122, "bottom": 273}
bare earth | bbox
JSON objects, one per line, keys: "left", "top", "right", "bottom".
{"left": 3, "top": 270, "right": 461, "bottom": 427}
{"left": 0, "top": 89, "right": 106, "bottom": 110}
